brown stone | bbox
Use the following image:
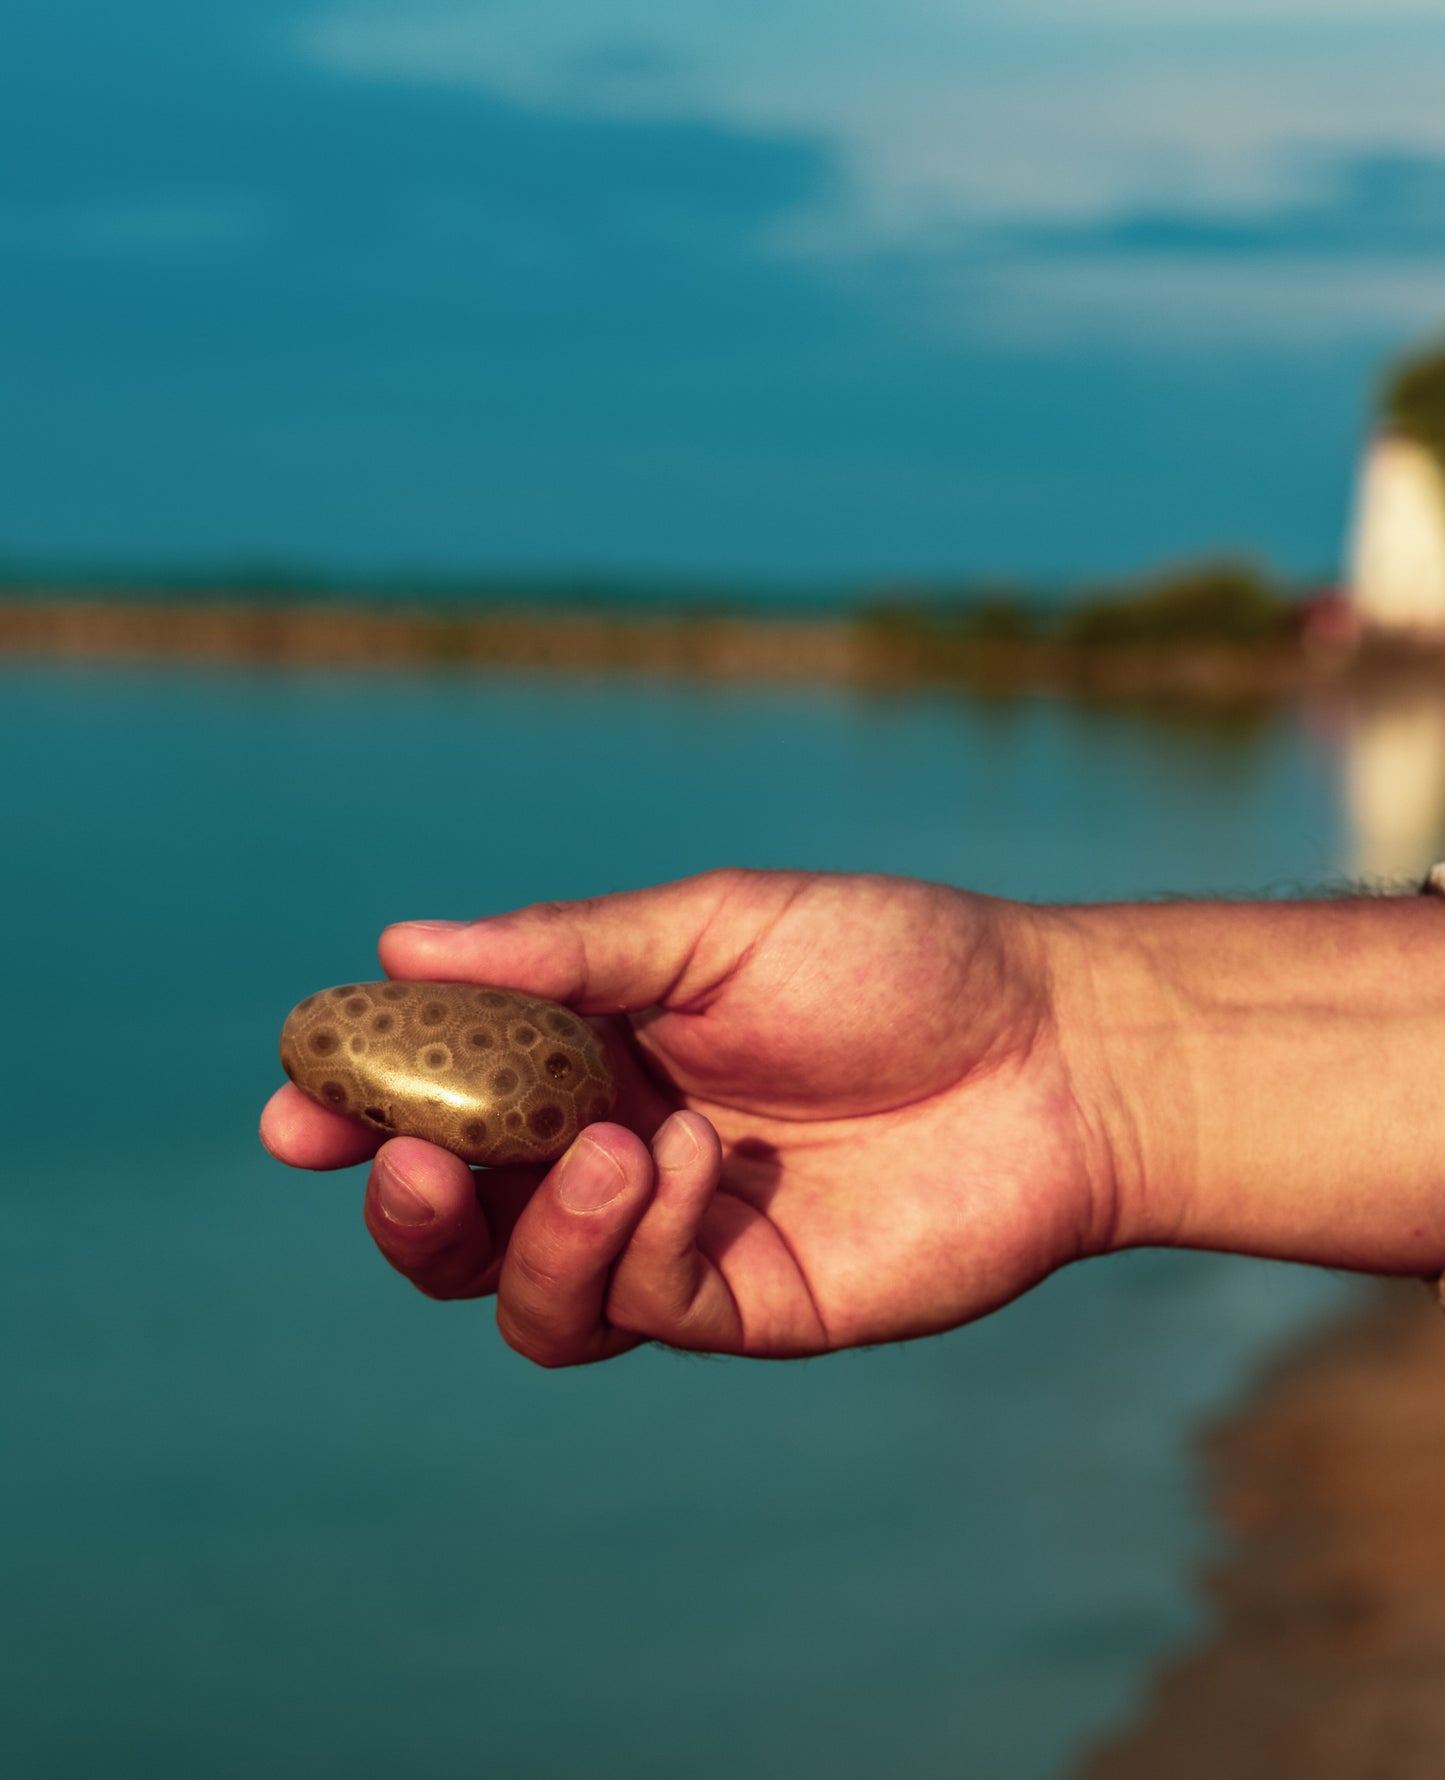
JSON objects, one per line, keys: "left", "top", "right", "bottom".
{"left": 280, "top": 980, "right": 615, "bottom": 1166}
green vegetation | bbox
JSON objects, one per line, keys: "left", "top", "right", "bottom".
{"left": 1382, "top": 339, "right": 1445, "bottom": 472}
{"left": 856, "top": 560, "right": 1296, "bottom": 661}
{"left": 857, "top": 583, "right": 1040, "bottom": 638}
{"left": 851, "top": 586, "right": 1047, "bottom": 681}
{"left": 1060, "top": 560, "right": 1294, "bottom": 647}
{"left": 0, "top": 556, "right": 1306, "bottom": 665}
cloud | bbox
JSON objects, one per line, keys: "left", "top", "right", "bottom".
{"left": 0, "top": 6, "right": 849, "bottom": 382}
{"left": 297, "top": 0, "right": 1445, "bottom": 239}
{"left": 9, "top": 2, "right": 1440, "bottom": 352}
{"left": 957, "top": 257, "right": 1445, "bottom": 349}
{"left": 0, "top": 7, "right": 832, "bottom": 269}
{"left": 6, "top": 3, "right": 1430, "bottom": 579}
{"left": 1015, "top": 1, "right": 1443, "bottom": 19}
{"left": 861, "top": 152, "right": 1445, "bottom": 347}
{"left": 1020, "top": 154, "right": 1445, "bottom": 263}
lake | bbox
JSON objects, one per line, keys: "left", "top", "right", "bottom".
{"left": 0, "top": 662, "right": 1387, "bottom": 1778}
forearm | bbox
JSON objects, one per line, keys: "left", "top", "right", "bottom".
{"left": 1045, "top": 896, "right": 1445, "bottom": 1276}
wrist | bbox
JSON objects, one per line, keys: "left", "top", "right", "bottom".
{"left": 1044, "top": 895, "right": 1445, "bottom": 1275}
{"left": 1037, "top": 903, "right": 1186, "bottom": 1257}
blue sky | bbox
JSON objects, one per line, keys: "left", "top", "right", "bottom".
{"left": 5, "top": 0, "right": 1445, "bottom": 586}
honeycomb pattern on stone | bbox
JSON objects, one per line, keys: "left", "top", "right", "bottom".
{"left": 280, "top": 980, "right": 615, "bottom": 1166}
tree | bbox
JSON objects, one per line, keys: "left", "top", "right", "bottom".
{"left": 1382, "top": 339, "right": 1445, "bottom": 472}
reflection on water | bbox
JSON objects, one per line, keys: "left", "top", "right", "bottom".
{"left": 1344, "top": 691, "right": 1445, "bottom": 885}
{"left": 0, "top": 664, "right": 1388, "bottom": 1780}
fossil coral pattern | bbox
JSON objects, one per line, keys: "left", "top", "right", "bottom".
{"left": 280, "top": 980, "right": 615, "bottom": 1166}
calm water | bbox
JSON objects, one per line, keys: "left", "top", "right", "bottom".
{"left": 1, "top": 664, "right": 1368, "bottom": 1779}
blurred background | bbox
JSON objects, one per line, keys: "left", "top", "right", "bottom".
{"left": 5, "top": 4, "right": 1445, "bottom": 1777}
{"left": 8, "top": 0, "right": 1445, "bottom": 583}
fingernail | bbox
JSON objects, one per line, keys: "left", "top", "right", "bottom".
{"left": 557, "top": 1136, "right": 626, "bottom": 1213}
{"left": 654, "top": 1114, "right": 699, "bottom": 1170}
{"left": 377, "top": 1160, "right": 437, "bottom": 1227}
{"left": 398, "top": 919, "right": 466, "bottom": 933}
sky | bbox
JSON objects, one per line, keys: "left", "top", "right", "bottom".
{"left": 4, "top": 0, "right": 1445, "bottom": 587}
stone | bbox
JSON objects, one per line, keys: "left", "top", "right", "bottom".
{"left": 279, "top": 980, "right": 616, "bottom": 1166}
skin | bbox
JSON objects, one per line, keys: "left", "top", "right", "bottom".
{"left": 259, "top": 867, "right": 1445, "bottom": 1368}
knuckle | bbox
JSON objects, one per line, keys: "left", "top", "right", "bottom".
{"left": 508, "top": 1242, "right": 568, "bottom": 1298}
{"left": 495, "top": 1304, "right": 569, "bottom": 1368}
{"left": 608, "top": 1267, "right": 689, "bottom": 1338}
{"left": 522, "top": 897, "right": 584, "bottom": 927}
{"left": 413, "top": 1270, "right": 481, "bottom": 1303}
{"left": 384, "top": 1245, "right": 486, "bottom": 1302}
{"left": 699, "top": 865, "right": 750, "bottom": 898}
{"left": 367, "top": 1212, "right": 494, "bottom": 1303}
{"left": 368, "top": 1209, "right": 448, "bottom": 1263}
{"left": 666, "top": 1288, "right": 716, "bottom": 1343}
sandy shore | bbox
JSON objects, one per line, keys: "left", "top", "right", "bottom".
{"left": 1081, "top": 1280, "right": 1445, "bottom": 1779}
{"left": 0, "top": 591, "right": 1407, "bottom": 707}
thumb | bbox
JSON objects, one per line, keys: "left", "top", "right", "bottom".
{"left": 379, "top": 867, "right": 768, "bottom": 1014}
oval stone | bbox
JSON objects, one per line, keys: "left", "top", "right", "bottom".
{"left": 279, "top": 981, "right": 616, "bottom": 1166}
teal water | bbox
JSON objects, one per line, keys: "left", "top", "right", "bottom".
{"left": 1, "top": 664, "right": 1360, "bottom": 1779}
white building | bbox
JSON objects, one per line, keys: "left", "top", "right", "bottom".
{"left": 1346, "top": 691, "right": 1445, "bottom": 882}
{"left": 1348, "top": 432, "right": 1445, "bottom": 635}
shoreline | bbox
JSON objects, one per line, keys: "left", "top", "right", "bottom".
{"left": 1080, "top": 1280, "right": 1445, "bottom": 1778}
{"left": 6, "top": 591, "right": 1445, "bottom": 709}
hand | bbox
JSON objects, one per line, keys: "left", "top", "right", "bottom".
{"left": 261, "top": 869, "right": 1118, "bottom": 1364}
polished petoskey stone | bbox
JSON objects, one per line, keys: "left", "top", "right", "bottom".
{"left": 280, "top": 980, "right": 615, "bottom": 1166}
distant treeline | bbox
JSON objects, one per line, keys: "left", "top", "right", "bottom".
{"left": 3, "top": 555, "right": 1416, "bottom": 709}
{"left": 857, "top": 560, "right": 1302, "bottom": 660}
{"left": 1383, "top": 337, "right": 1445, "bottom": 471}
{"left": 0, "top": 556, "right": 1309, "bottom": 642}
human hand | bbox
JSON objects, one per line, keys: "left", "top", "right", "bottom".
{"left": 260, "top": 869, "right": 1119, "bottom": 1364}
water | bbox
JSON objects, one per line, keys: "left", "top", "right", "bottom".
{"left": 1, "top": 663, "right": 1366, "bottom": 1778}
